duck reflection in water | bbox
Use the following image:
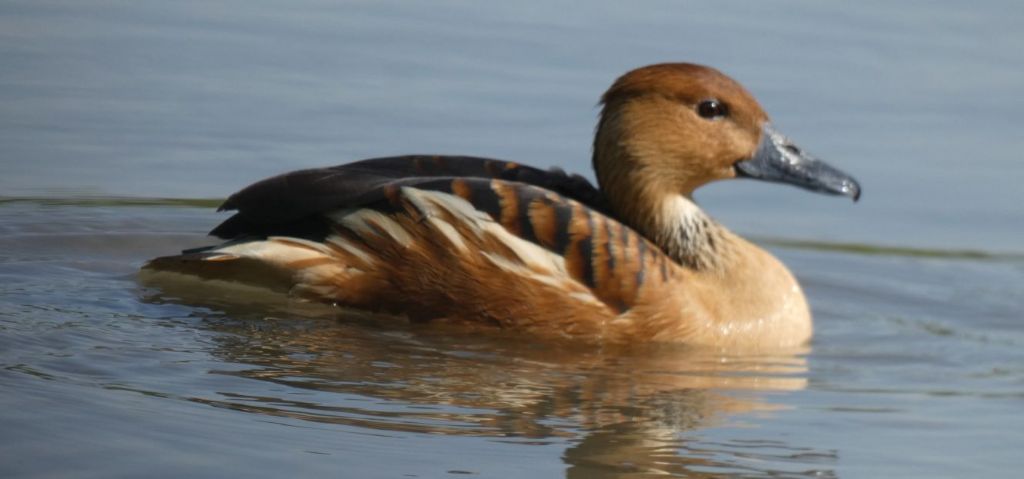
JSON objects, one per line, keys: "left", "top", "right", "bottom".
{"left": 139, "top": 281, "right": 833, "bottom": 477}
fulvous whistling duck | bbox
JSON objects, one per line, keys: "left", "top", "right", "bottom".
{"left": 144, "top": 63, "right": 860, "bottom": 349}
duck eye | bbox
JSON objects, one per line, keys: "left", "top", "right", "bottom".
{"left": 697, "top": 99, "right": 727, "bottom": 119}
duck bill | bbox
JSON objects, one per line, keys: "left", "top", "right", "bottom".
{"left": 735, "top": 124, "right": 861, "bottom": 201}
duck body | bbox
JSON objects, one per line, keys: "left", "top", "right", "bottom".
{"left": 144, "top": 63, "right": 860, "bottom": 349}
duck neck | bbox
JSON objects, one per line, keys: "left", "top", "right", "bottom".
{"left": 597, "top": 166, "right": 734, "bottom": 271}
{"left": 647, "top": 194, "right": 734, "bottom": 271}
{"left": 593, "top": 108, "right": 737, "bottom": 271}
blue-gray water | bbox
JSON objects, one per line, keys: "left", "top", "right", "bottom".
{"left": 1, "top": 1, "right": 1022, "bottom": 477}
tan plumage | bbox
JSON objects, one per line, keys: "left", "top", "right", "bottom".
{"left": 143, "top": 63, "right": 860, "bottom": 349}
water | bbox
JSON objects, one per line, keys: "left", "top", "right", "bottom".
{"left": 2, "top": 1, "right": 1022, "bottom": 477}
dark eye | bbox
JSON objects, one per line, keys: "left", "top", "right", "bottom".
{"left": 697, "top": 99, "right": 727, "bottom": 119}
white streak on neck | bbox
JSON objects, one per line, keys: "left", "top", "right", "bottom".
{"left": 660, "top": 195, "right": 704, "bottom": 225}
{"left": 656, "top": 195, "right": 724, "bottom": 270}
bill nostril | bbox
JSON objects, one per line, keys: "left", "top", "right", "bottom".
{"left": 784, "top": 144, "right": 801, "bottom": 155}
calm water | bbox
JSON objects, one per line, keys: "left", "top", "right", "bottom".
{"left": 2, "top": 1, "right": 1023, "bottom": 478}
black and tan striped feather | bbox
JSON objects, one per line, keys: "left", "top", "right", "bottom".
{"left": 322, "top": 177, "right": 675, "bottom": 313}
{"left": 204, "top": 156, "right": 673, "bottom": 313}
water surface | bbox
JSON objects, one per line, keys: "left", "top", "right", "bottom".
{"left": 2, "top": 1, "right": 1023, "bottom": 477}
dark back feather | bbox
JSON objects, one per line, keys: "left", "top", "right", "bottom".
{"left": 210, "top": 155, "right": 608, "bottom": 240}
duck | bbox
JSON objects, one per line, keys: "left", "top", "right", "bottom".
{"left": 143, "top": 63, "right": 860, "bottom": 349}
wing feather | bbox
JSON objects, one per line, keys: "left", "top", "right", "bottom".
{"left": 171, "top": 157, "right": 678, "bottom": 315}
{"left": 328, "top": 179, "right": 675, "bottom": 313}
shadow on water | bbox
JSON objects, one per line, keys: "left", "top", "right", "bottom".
{"left": 139, "top": 275, "right": 836, "bottom": 478}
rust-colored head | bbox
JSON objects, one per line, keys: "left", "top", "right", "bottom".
{"left": 593, "top": 63, "right": 859, "bottom": 208}
{"left": 594, "top": 63, "right": 767, "bottom": 198}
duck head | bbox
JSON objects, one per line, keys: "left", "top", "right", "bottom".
{"left": 593, "top": 63, "right": 860, "bottom": 209}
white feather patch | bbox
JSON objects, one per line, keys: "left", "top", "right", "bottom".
{"left": 399, "top": 187, "right": 570, "bottom": 275}
{"left": 213, "top": 239, "right": 325, "bottom": 264}
{"left": 211, "top": 238, "right": 350, "bottom": 292}
{"left": 661, "top": 195, "right": 704, "bottom": 222}
{"left": 325, "top": 235, "right": 376, "bottom": 266}
{"left": 401, "top": 187, "right": 488, "bottom": 237}
{"left": 332, "top": 209, "right": 414, "bottom": 248}
{"left": 428, "top": 217, "right": 469, "bottom": 252}
{"left": 482, "top": 221, "right": 568, "bottom": 275}
{"left": 268, "top": 236, "right": 335, "bottom": 255}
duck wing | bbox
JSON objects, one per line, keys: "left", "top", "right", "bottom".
{"left": 148, "top": 164, "right": 680, "bottom": 325}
